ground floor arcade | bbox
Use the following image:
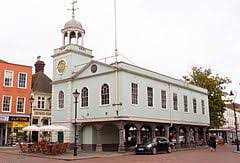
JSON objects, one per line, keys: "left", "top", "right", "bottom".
{"left": 72, "top": 120, "right": 208, "bottom": 152}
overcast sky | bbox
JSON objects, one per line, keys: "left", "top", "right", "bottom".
{"left": 0, "top": 0, "right": 239, "bottom": 99}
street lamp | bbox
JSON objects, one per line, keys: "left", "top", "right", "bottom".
{"left": 73, "top": 89, "right": 80, "bottom": 156}
{"left": 29, "top": 96, "right": 34, "bottom": 142}
{"left": 29, "top": 96, "right": 34, "bottom": 125}
{"left": 229, "top": 90, "right": 239, "bottom": 151}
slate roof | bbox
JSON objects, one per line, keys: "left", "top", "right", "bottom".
{"left": 32, "top": 72, "right": 52, "bottom": 93}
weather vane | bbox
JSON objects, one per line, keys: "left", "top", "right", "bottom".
{"left": 68, "top": 0, "right": 79, "bottom": 19}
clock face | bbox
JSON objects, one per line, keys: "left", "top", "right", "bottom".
{"left": 91, "top": 64, "right": 97, "bottom": 73}
{"left": 57, "top": 60, "right": 67, "bottom": 74}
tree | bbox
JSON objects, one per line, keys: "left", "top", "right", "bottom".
{"left": 183, "top": 66, "right": 231, "bottom": 128}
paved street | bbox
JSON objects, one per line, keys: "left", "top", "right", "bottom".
{"left": 0, "top": 145, "right": 239, "bottom": 163}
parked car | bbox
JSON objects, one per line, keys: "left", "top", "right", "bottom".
{"left": 135, "top": 137, "right": 174, "bottom": 155}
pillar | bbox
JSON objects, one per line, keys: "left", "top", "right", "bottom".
{"left": 165, "top": 125, "right": 169, "bottom": 141}
{"left": 176, "top": 126, "right": 180, "bottom": 148}
{"left": 185, "top": 126, "right": 190, "bottom": 148}
{"left": 5, "top": 123, "right": 8, "bottom": 145}
{"left": 194, "top": 127, "right": 199, "bottom": 146}
{"left": 118, "top": 128, "right": 125, "bottom": 152}
{"left": 67, "top": 31, "right": 70, "bottom": 44}
{"left": 137, "top": 129, "right": 141, "bottom": 144}
{"left": 203, "top": 128, "right": 207, "bottom": 145}
{"left": 62, "top": 33, "right": 65, "bottom": 46}
{"left": 76, "top": 31, "right": 79, "bottom": 45}
{"left": 95, "top": 124, "right": 102, "bottom": 152}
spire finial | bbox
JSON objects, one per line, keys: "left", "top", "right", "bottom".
{"left": 68, "top": 0, "right": 79, "bottom": 19}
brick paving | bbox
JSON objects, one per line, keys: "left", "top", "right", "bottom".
{"left": 0, "top": 145, "right": 239, "bottom": 163}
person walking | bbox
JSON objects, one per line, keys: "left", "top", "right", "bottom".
{"left": 209, "top": 135, "right": 217, "bottom": 152}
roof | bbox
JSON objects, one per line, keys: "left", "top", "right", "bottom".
{"left": 32, "top": 72, "right": 52, "bottom": 93}
{"left": 0, "top": 59, "right": 7, "bottom": 63}
{"left": 64, "top": 19, "right": 83, "bottom": 29}
{"left": 225, "top": 103, "right": 240, "bottom": 111}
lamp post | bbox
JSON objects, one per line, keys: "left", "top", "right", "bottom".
{"left": 73, "top": 89, "right": 80, "bottom": 156}
{"left": 29, "top": 96, "right": 35, "bottom": 125}
{"left": 229, "top": 90, "right": 239, "bottom": 151}
{"left": 29, "top": 96, "right": 34, "bottom": 142}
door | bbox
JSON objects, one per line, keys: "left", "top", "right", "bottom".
{"left": 58, "top": 132, "right": 64, "bottom": 143}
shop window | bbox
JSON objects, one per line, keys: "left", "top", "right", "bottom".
{"left": 32, "top": 119, "right": 38, "bottom": 125}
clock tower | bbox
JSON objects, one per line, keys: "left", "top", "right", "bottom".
{"left": 52, "top": 0, "right": 93, "bottom": 82}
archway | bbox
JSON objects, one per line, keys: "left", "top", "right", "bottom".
{"left": 189, "top": 127, "right": 196, "bottom": 146}
{"left": 124, "top": 123, "right": 137, "bottom": 147}
{"left": 140, "top": 125, "right": 152, "bottom": 144}
{"left": 179, "top": 127, "right": 187, "bottom": 147}
{"left": 155, "top": 125, "right": 165, "bottom": 137}
{"left": 102, "top": 123, "right": 119, "bottom": 151}
{"left": 81, "top": 125, "right": 97, "bottom": 151}
{"left": 169, "top": 126, "right": 177, "bottom": 144}
{"left": 198, "top": 128, "right": 204, "bottom": 144}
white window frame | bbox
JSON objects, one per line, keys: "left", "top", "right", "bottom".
{"left": 201, "top": 100, "right": 205, "bottom": 115}
{"left": 4, "top": 70, "right": 14, "bottom": 87}
{"left": 147, "top": 87, "right": 154, "bottom": 108}
{"left": 58, "top": 91, "right": 65, "bottom": 109}
{"left": 131, "top": 83, "right": 139, "bottom": 106}
{"left": 161, "top": 90, "right": 167, "bottom": 109}
{"left": 183, "top": 95, "right": 188, "bottom": 112}
{"left": 193, "top": 98, "right": 197, "bottom": 113}
{"left": 100, "top": 83, "right": 111, "bottom": 106}
{"left": 16, "top": 97, "right": 26, "bottom": 113}
{"left": 2, "top": 95, "right": 12, "bottom": 112}
{"left": 18, "top": 72, "right": 27, "bottom": 89}
{"left": 173, "top": 93, "right": 178, "bottom": 111}
{"left": 37, "top": 96, "right": 45, "bottom": 109}
{"left": 81, "top": 87, "right": 89, "bottom": 108}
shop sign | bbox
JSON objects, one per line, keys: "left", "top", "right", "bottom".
{"left": 12, "top": 122, "right": 29, "bottom": 127}
{"left": 8, "top": 116, "right": 29, "bottom": 122}
{"left": 0, "top": 115, "right": 8, "bottom": 121}
{"left": 33, "top": 110, "right": 51, "bottom": 116}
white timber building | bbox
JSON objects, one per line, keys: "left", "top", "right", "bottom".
{"left": 51, "top": 11, "right": 210, "bottom": 151}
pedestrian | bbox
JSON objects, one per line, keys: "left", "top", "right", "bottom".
{"left": 209, "top": 134, "right": 217, "bottom": 152}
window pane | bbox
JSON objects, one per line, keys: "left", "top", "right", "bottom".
{"left": 184, "top": 95, "right": 188, "bottom": 112}
{"left": 132, "top": 83, "right": 138, "bottom": 105}
{"left": 193, "top": 98, "right": 197, "bottom": 113}
{"left": 4, "top": 71, "right": 13, "bottom": 87}
{"left": 201, "top": 100, "right": 205, "bottom": 114}
{"left": 17, "top": 97, "right": 25, "bottom": 113}
{"left": 173, "top": 93, "right": 178, "bottom": 110}
{"left": 147, "top": 87, "right": 153, "bottom": 107}
{"left": 18, "top": 73, "right": 27, "bottom": 88}
{"left": 81, "top": 87, "right": 88, "bottom": 107}
{"left": 101, "top": 84, "right": 109, "bottom": 105}
{"left": 161, "top": 90, "right": 166, "bottom": 109}
{"left": 2, "top": 96, "right": 11, "bottom": 112}
{"left": 58, "top": 91, "right": 64, "bottom": 108}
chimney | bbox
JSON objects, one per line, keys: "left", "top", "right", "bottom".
{"left": 34, "top": 56, "right": 45, "bottom": 73}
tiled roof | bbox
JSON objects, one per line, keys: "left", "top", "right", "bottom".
{"left": 225, "top": 103, "right": 240, "bottom": 111}
{"left": 0, "top": 59, "right": 7, "bottom": 63}
{"left": 32, "top": 72, "right": 52, "bottom": 93}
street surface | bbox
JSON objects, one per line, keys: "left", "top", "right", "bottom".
{"left": 0, "top": 145, "right": 239, "bottom": 163}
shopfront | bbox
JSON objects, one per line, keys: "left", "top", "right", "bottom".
{"left": 1, "top": 116, "right": 30, "bottom": 145}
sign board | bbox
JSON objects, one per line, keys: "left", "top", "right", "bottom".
{"left": 8, "top": 116, "right": 29, "bottom": 122}
{"left": 0, "top": 115, "right": 8, "bottom": 121}
{"left": 12, "top": 122, "right": 29, "bottom": 127}
{"left": 33, "top": 110, "right": 51, "bottom": 116}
